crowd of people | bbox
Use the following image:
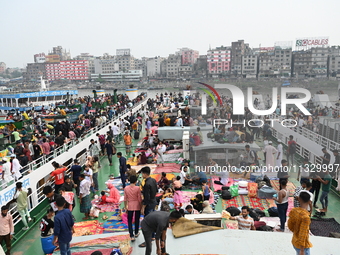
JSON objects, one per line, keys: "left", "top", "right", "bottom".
{"left": 0, "top": 92, "right": 146, "bottom": 189}
{"left": 1, "top": 88, "right": 339, "bottom": 255}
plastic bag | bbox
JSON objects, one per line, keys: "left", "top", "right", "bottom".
{"left": 230, "top": 184, "right": 239, "bottom": 197}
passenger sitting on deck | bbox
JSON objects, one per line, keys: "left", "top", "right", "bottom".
{"left": 99, "top": 191, "right": 107, "bottom": 205}
{"left": 158, "top": 172, "right": 170, "bottom": 189}
{"left": 202, "top": 201, "right": 214, "bottom": 214}
{"left": 104, "top": 183, "right": 120, "bottom": 203}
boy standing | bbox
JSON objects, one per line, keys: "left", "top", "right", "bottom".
{"left": 53, "top": 197, "right": 74, "bottom": 255}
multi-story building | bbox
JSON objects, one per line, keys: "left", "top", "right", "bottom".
{"left": 241, "top": 54, "right": 258, "bottom": 78}
{"left": 23, "top": 63, "right": 46, "bottom": 82}
{"left": 194, "top": 55, "right": 208, "bottom": 78}
{"left": 231, "top": 40, "right": 250, "bottom": 76}
{"left": 0, "top": 62, "right": 6, "bottom": 74}
{"left": 74, "top": 53, "right": 95, "bottom": 74}
{"left": 34, "top": 53, "right": 46, "bottom": 63}
{"left": 115, "top": 49, "right": 135, "bottom": 71}
{"left": 51, "top": 46, "right": 71, "bottom": 61}
{"left": 60, "top": 60, "right": 88, "bottom": 81}
{"left": 91, "top": 70, "right": 142, "bottom": 82}
{"left": 258, "top": 47, "right": 292, "bottom": 77}
{"left": 178, "top": 65, "right": 193, "bottom": 78}
{"left": 94, "top": 59, "right": 119, "bottom": 74}
{"left": 207, "top": 46, "right": 231, "bottom": 75}
{"left": 160, "top": 60, "right": 167, "bottom": 77}
{"left": 46, "top": 63, "right": 61, "bottom": 80}
{"left": 328, "top": 46, "right": 340, "bottom": 77}
{"left": 310, "top": 47, "right": 328, "bottom": 77}
{"left": 292, "top": 50, "right": 313, "bottom": 78}
{"left": 166, "top": 54, "right": 181, "bottom": 78}
{"left": 177, "top": 48, "right": 199, "bottom": 65}
{"left": 134, "top": 57, "right": 148, "bottom": 77}
{"left": 146, "top": 57, "right": 164, "bottom": 77}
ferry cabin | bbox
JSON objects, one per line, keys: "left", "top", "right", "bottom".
{"left": 0, "top": 90, "right": 78, "bottom": 112}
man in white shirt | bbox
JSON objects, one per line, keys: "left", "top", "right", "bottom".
{"left": 79, "top": 174, "right": 92, "bottom": 220}
{"left": 175, "top": 117, "right": 183, "bottom": 127}
{"left": 112, "top": 122, "right": 120, "bottom": 144}
{"left": 180, "top": 166, "right": 192, "bottom": 186}
{"left": 2, "top": 158, "right": 13, "bottom": 186}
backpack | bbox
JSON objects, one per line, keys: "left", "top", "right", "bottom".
{"left": 221, "top": 186, "right": 232, "bottom": 200}
{"left": 207, "top": 132, "right": 214, "bottom": 139}
{"left": 254, "top": 208, "right": 266, "bottom": 218}
{"left": 249, "top": 209, "right": 260, "bottom": 221}
{"left": 258, "top": 225, "right": 273, "bottom": 231}
{"left": 289, "top": 141, "right": 297, "bottom": 154}
{"left": 226, "top": 206, "right": 241, "bottom": 216}
{"left": 268, "top": 207, "right": 279, "bottom": 217}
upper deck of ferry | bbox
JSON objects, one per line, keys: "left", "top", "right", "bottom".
{"left": 2, "top": 87, "right": 340, "bottom": 255}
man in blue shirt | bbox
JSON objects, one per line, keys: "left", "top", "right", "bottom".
{"left": 117, "top": 152, "right": 127, "bottom": 188}
{"left": 53, "top": 196, "right": 74, "bottom": 255}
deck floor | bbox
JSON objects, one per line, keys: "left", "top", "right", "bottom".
{"left": 10, "top": 130, "right": 340, "bottom": 255}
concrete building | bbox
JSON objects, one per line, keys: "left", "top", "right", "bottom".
{"left": 241, "top": 54, "right": 258, "bottom": 78}
{"left": 74, "top": 53, "right": 95, "bottom": 74}
{"left": 114, "top": 49, "right": 135, "bottom": 71}
{"left": 46, "top": 63, "right": 61, "bottom": 80}
{"left": 135, "top": 57, "right": 148, "bottom": 77}
{"left": 0, "top": 62, "right": 6, "bottom": 74}
{"left": 207, "top": 46, "right": 231, "bottom": 75}
{"left": 328, "top": 46, "right": 340, "bottom": 77}
{"left": 194, "top": 55, "right": 208, "bottom": 78}
{"left": 91, "top": 70, "right": 142, "bottom": 82}
{"left": 310, "top": 47, "right": 328, "bottom": 77}
{"left": 51, "top": 46, "right": 71, "bottom": 61}
{"left": 166, "top": 54, "right": 181, "bottom": 78}
{"left": 259, "top": 47, "right": 292, "bottom": 77}
{"left": 24, "top": 63, "right": 46, "bottom": 82}
{"left": 146, "top": 57, "right": 164, "bottom": 77}
{"left": 177, "top": 48, "right": 199, "bottom": 65}
{"left": 231, "top": 40, "right": 250, "bottom": 76}
{"left": 94, "top": 59, "right": 119, "bottom": 74}
{"left": 178, "top": 65, "right": 193, "bottom": 78}
{"left": 292, "top": 50, "right": 313, "bottom": 78}
{"left": 160, "top": 60, "right": 168, "bottom": 77}
{"left": 34, "top": 53, "right": 46, "bottom": 63}
{"left": 60, "top": 60, "right": 88, "bottom": 81}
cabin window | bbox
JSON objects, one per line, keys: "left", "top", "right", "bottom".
{"left": 38, "top": 97, "right": 46, "bottom": 102}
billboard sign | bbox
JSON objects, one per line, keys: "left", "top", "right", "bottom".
{"left": 295, "top": 37, "right": 329, "bottom": 49}
{"left": 116, "top": 49, "right": 131, "bottom": 56}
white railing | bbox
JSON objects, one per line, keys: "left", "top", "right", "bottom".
{"left": 6, "top": 95, "right": 148, "bottom": 228}
{"left": 0, "top": 95, "right": 148, "bottom": 191}
{"left": 268, "top": 113, "right": 340, "bottom": 152}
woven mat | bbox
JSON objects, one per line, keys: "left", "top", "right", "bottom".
{"left": 310, "top": 218, "right": 340, "bottom": 237}
{"left": 221, "top": 195, "right": 269, "bottom": 211}
{"left": 153, "top": 163, "right": 182, "bottom": 173}
{"left": 73, "top": 220, "right": 104, "bottom": 237}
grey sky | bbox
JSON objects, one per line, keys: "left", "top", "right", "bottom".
{"left": 1, "top": 0, "right": 338, "bottom": 67}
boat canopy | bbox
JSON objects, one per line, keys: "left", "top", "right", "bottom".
{"left": 0, "top": 90, "right": 78, "bottom": 99}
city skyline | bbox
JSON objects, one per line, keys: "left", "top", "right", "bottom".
{"left": 1, "top": 0, "right": 339, "bottom": 67}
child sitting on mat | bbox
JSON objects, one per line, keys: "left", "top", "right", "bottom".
{"left": 99, "top": 191, "right": 107, "bottom": 205}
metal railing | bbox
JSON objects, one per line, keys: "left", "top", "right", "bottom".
{"left": 268, "top": 113, "right": 340, "bottom": 152}
{"left": 6, "top": 95, "right": 148, "bottom": 229}
{"left": 0, "top": 95, "right": 148, "bottom": 191}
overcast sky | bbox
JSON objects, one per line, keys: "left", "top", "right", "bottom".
{"left": 1, "top": 0, "right": 338, "bottom": 68}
